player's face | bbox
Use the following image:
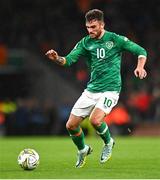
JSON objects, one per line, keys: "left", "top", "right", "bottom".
{"left": 86, "top": 20, "right": 104, "bottom": 39}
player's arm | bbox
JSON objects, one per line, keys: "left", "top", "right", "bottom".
{"left": 45, "top": 49, "right": 66, "bottom": 66}
{"left": 124, "top": 41, "right": 147, "bottom": 79}
{"left": 45, "top": 39, "right": 87, "bottom": 66}
{"left": 134, "top": 55, "right": 147, "bottom": 79}
{"left": 65, "top": 39, "right": 87, "bottom": 66}
{"left": 116, "top": 34, "right": 147, "bottom": 79}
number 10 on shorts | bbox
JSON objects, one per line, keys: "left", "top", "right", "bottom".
{"left": 104, "top": 97, "right": 112, "bottom": 107}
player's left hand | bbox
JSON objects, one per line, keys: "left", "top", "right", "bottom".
{"left": 134, "top": 68, "right": 147, "bottom": 79}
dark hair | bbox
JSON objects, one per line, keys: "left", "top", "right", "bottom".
{"left": 85, "top": 9, "right": 104, "bottom": 22}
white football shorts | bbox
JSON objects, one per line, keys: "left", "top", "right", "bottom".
{"left": 71, "top": 89, "right": 119, "bottom": 118}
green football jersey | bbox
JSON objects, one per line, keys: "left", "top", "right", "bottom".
{"left": 65, "top": 31, "right": 147, "bottom": 92}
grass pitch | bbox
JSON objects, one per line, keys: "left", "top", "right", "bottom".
{"left": 0, "top": 136, "right": 160, "bottom": 179}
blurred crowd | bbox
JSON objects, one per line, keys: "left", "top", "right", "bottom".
{"left": 0, "top": 98, "right": 72, "bottom": 136}
{"left": 0, "top": 0, "right": 160, "bottom": 135}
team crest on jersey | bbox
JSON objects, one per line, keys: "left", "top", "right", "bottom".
{"left": 106, "top": 41, "right": 114, "bottom": 49}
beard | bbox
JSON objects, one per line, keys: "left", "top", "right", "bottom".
{"left": 89, "top": 30, "right": 102, "bottom": 39}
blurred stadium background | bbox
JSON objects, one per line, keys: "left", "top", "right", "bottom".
{"left": 0, "top": 0, "right": 160, "bottom": 137}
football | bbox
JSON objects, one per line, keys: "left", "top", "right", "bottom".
{"left": 17, "top": 148, "right": 39, "bottom": 170}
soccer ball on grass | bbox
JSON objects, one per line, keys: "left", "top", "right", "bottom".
{"left": 17, "top": 148, "right": 39, "bottom": 170}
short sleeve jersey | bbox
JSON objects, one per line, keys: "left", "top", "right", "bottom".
{"left": 65, "top": 31, "right": 147, "bottom": 92}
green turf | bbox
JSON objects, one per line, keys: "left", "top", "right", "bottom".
{"left": 0, "top": 136, "right": 160, "bottom": 179}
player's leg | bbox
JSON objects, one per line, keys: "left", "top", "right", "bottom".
{"left": 90, "top": 108, "right": 111, "bottom": 144}
{"left": 66, "top": 114, "right": 85, "bottom": 151}
{"left": 90, "top": 108, "right": 115, "bottom": 163}
{"left": 90, "top": 91, "right": 119, "bottom": 163}
{"left": 66, "top": 90, "right": 95, "bottom": 168}
{"left": 66, "top": 114, "right": 93, "bottom": 168}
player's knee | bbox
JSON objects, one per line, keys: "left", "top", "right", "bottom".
{"left": 66, "top": 121, "right": 71, "bottom": 130}
{"left": 89, "top": 117, "right": 101, "bottom": 127}
{"left": 66, "top": 121, "right": 76, "bottom": 130}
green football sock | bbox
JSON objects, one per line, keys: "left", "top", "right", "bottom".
{"left": 94, "top": 122, "right": 111, "bottom": 144}
{"left": 67, "top": 126, "right": 85, "bottom": 151}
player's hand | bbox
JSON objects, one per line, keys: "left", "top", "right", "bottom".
{"left": 45, "top": 49, "right": 58, "bottom": 61}
{"left": 134, "top": 68, "right": 147, "bottom": 79}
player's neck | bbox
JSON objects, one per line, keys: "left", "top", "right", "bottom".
{"left": 97, "top": 29, "right": 105, "bottom": 39}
